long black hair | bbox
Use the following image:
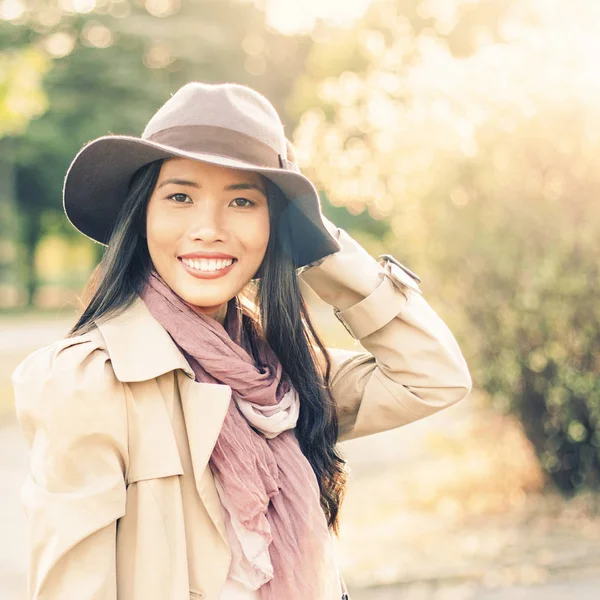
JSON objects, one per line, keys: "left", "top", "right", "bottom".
{"left": 68, "top": 159, "right": 348, "bottom": 534}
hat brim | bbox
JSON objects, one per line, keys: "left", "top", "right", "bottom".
{"left": 63, "top": 135, "right": 341, "bottom": 268}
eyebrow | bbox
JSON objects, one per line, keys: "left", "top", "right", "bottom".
{"left": 157, "top": 177, "right": 266, "bottom": 196}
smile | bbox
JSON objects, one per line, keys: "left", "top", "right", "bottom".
{"left": 178, "top": 257, "right": 237, "bottom": 280}
{"left": 181, "top": 257, "right": 234, "bottom": 272}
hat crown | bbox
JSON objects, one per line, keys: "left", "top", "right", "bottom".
{"left": 142, "top": 82, "right": 287, "bottom": 156}
{"left": 63, "top": 80, "right": 342, "bottom": 266}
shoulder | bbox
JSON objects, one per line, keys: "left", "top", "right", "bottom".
{"left": 12, "top": 327, "right": 108, "bottom": 388}
{"left": 12, "top": 327, "right": 126, "bottom": 444}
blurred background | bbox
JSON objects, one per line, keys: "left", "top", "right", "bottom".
{"left": 1, "top": 0, "right": 600, "bottom": 598}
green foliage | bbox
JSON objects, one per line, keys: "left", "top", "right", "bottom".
{"left": 1, "top": 0, "right": 314, "bottom": 304}
{"left": 410, "top": 109, "right": 600, "bottom": 493}
{"left": 290, "top": 0, "right": 600, "bottom": 493}
{"left": 0, "top": 46, "right": 49, "bottom": 137}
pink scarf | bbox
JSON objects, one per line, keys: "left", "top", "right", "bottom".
{"left": 140, "top": 269, "right": 340, "bottom": 599}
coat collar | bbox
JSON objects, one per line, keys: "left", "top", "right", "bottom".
{"left": 95, "top": 295, "right": 196, "bottom": 383}
{"left": 96, "top": 296, "right": 232, "bottom": 550}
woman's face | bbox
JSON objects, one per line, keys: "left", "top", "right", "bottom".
{"left": 145, "top": 157, "right": 270, "bottom": 322}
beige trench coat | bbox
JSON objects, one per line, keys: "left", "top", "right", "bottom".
{"left": 12, "top": 227, "right": 472, "bottom": 600}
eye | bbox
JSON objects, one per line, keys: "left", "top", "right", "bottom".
{"left": 230, "top": 197, "right": 256, "bottom": 208}
{"left": 167, "top": 193, "right": 191, "bottom": 204}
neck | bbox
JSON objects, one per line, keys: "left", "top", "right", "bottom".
{"left": 187, "top": 301, "right": 228, "bottom": 325}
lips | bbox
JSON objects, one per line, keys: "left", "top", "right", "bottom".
{"left": 178, "top": 256, "right": 237, "bottom": 280}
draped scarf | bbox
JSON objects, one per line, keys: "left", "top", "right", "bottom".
{"left": 140, "top": 269, "right": 340, "bottom": 599}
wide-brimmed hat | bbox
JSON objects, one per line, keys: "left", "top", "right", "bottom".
{"left": 62, "top": 81, "right": 341, "bottom": 268}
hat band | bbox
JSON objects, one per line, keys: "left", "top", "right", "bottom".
{"left": 145, "top": 124, "right": 299, "bottom": 172}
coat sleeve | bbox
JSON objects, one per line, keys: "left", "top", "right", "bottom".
{"left": 300, "top": 224, "right": 472, "bottom": 442}
{"left": 12, "top": 335, "right": 129, "bottom": 599}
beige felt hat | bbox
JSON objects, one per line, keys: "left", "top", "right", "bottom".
{"left": 62, "top": 81, "right": 341, "bottom": 268}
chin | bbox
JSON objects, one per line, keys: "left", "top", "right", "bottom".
{"left": 181, "top": 292, "right": 231, "bottom": 308}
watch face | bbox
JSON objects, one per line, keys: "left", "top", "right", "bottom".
{"left": 378, "top": 255, "right": 422, "bottom": 295}
{"left": 378, "top": 254, "right": 421, "bottom": 282}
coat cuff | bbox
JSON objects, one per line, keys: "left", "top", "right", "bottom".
{"left": 299, "top": 227, "right": 414, "bottom": 340}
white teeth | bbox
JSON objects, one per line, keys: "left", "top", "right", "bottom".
{"left": 182, "top": 257, "right": 234, "bottom": 272}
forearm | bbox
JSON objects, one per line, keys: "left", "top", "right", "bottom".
{"left": 300, "top": 224, "right": 472, "bottom": 438}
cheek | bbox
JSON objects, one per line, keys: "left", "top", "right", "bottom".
{"left": 243, "top": 212, "right": 270, "bottom": 255}
{"left": 146, "top": 205, "right": 177, "bottom": 254}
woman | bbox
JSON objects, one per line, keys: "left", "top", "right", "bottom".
{"left": 12, "top": 82, "right": 472, "bottom": 600}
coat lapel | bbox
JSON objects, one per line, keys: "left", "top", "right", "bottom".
{"left": 96, "top": 295, "right": 232, "bottom": 547}
{"left": 177, "top": 372, "right": 231, "bottom": 546}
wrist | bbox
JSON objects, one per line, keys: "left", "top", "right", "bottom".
{"left": 299, "top": 228, "right": 383, "bottom": 311}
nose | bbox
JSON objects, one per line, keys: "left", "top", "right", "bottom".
{"left": 186, "top": 200, "right": 229, "bottom": 244}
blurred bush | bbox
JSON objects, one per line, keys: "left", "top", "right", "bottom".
{"left": 291, "top": 0, "right": 600, "bottom": 493}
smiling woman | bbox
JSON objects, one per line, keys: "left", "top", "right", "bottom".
{"left": 12, "top": 82, "right": 471, "bottom": 600}
{"left": 145, "top": 158, "right": 271, "bottom": 324}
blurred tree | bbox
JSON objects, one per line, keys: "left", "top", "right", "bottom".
{"left": 290, "top": 0, "right": 600, "bottom": 493}
{"left": 0, "top": 45, "right": 49, "bottom": 136}
{"left": 3, "top": 16, "right": 181, "bottom": 304}
{"left": 0, "top": 44, "right": 49, "bottom": 300}
{"left": 1, "top": 0, "right": 313, "bottom": 305}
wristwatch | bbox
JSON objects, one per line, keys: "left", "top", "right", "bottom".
{"left": 377, "top": 253, "right": 422, "bottom": 295}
